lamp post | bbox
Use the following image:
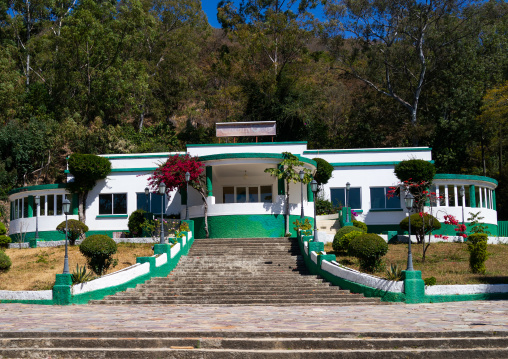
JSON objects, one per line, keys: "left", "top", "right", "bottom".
{"left": 185, "top": 171, "right": 190, "bottom": 220}
{"left": 34, "top": 195, "right": 40, "bottom": 240}
{"left": 299, "top": 170, "right": 305, "bottom": 219}
{"left": 159, "top": 182, "right": 166, "bottom": 244}
{"left": 346, "top": 182, "right": 351, "bottom": 223}
{"left": 144, "top": 187, "right": 149, "bottom": 212}
{"left": 460, "top": 185, "right": 465, "bottom": 237}
{"left": 62, "top": 198, "right": 71, "bottom": 274}
{"left": 311, "top": 179, "right": 318, "bottom": 242}
{"left": 404, "top": 192, "right": 414, "bottom": 271}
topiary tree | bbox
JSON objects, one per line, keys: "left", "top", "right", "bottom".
{"left": 0, "top": 235, "right": 12, "bottom": 249}
{"left": 0, "top": 222, "right": 6, "bottom": 235}
{"left": 79, "top": 234, "right": 117, "bottom": 276}
{"left": 312, "top": 158, "right": 334, "bottom": 190}
{"left": 400, "top": 213, "right": 441, "bottom": 244}
{"left": 467, "top": 233, "right": 489, "bottom": 274}
{"left": 0, "top": 250, "right": 12, "bottom": 271}
{"left": 128, "top": 209, "right": 146, "bottom": 237}
{"left": 56, "top": 219, "right": 89, "bottom": 245}
{"left": 348, "top": 233, "right": 388, "bottom": 272}
{"left": 67, "top": 154, "right": 111, "bottom": 223}
{"left": 394, "top": 159, "right": 436, "bottom": 212}
{"left": 265, "top": 152, "right": 313, "bottom": 235}
{"left": 332, "top": 226, "right": 365, "bottom": 253}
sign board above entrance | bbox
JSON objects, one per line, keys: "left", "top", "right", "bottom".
{"left": 216, "top": 121, "right": 276, "bottom": 138}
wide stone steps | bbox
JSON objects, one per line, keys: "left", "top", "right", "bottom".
{"left": 91, "top": 237, "right": 381, "bottom": 306}
{"left": 2, "top": 331, "right": 508, "bottom": 358}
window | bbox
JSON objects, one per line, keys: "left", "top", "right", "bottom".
{"left": 370, "top": 187, "right": 400, "bottom": 209}
{"left": 222, "top": 186, "right": 272, "bottom": 203}
{"left": 39, "top": 195, "right": 46, "bottom": 216}
{"left": 136, "top": 193, "right": 163, "bottom": 213}
{"left": 47, "top": 195, "right": 55, "bottom": 216}
{"left": 99, "top": 193, "right": 127, "bottom": 215}
{"left": 330, "top": 188, "right": 361, "bottom": 209}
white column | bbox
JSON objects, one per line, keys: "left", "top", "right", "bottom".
{"left": 454, "top": 186, "right": 458, "bottom": 207}
{"left": 444, "top": 186, "right": 449, "bottom": 207}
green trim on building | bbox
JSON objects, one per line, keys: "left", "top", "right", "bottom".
{"left": 72, "top": 194, "right": 79, "bottom": 215}
{"left": 370, "top": 208, "right": 403, "bottom": 212}
{"left": 206, "top": 166, "right": 213, "bottom": 197}
{"left": 96, "top": 215, "right": 128, "bottom": 219}
{"left": 493, "top": 191, "right": 497, "bottom": 211}
{"left": 434, "top": 174, "right": 498, "bottom": 186}
{"left": 198, "top": 153, "right": 317, "bottom": 167}
{"left": 193, "top": 214, "right": 314, "bottom": 239}
{"left": 331, "top": 161, "right": 434, "bottom": 167}
{"left": 100, "top": 154, "right": 178, "bottom": 159}
{"left": 304, "top": 147, "right": 431, "bottom": 154}
{"left": 187, "top": 141, "right": 307, "bottom": 148}
{"left": 8, "top": 183, "right": 68, "bottom": 195}
{"left": 277, "top": 164, "right": 285, "bottom": 196}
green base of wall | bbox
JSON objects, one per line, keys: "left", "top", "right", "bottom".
{"left": 368, "top": 223, "right": 499, "bottom": 237}
{"left": 193, "top": 214, "right": 314, "bottom": 239}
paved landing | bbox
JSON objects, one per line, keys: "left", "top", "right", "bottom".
{"left": 1, "top": 301, "right": 508, "bottom": 333}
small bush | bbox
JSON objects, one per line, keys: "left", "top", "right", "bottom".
{"left": 56, "top": 219, "right": 89, "bottom": 245}
{"left": 180, "top": 221, "right": 190, "bottom": 232}
{"left": 386, "top": 263, "right": 403, "bottom": 281}
{"left": 71, "top": 264, "right": 94, "bottom": 284}
{"left": 0, "top": 250, "right": 12, "bottom": 271}
{"left": 316, "top": 199, "right": 339, "bottom": 215}
{"left": 312, "top": 158, "right": 334, "bottom": 185}
{"left": 0, "top": 235, "right": 11, "bottom": 249}
{"left": 293, "top": 218, "right": 312, "bottom": 232}
{"left": 79, "top": 234, "right": 118, "bottom": 276}
{"left": 0, "top": 222, "right": 6, "bottom": 235}
{"left": 332, "top": 226, "right": 365, "bottom": 253}
{"left": 424, "top": 277, "right": 437, "bottom": 286}
{"left": 348, "top": 233, "right": 388, "bottom": 272}
{"left": 467, "top": 233, "right": 489, "bottom": 274}
{"left": 352, "top": 220, "right": 368, "bottom": 232}
{"left": 128, "top": 209, "right": 146, "bottom": 237}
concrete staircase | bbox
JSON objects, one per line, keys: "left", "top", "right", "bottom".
{"left": 90, "top": 237, "right": 381, "bottom": 306}
{"left": 2, "top": 331, "right": 508, "bottom": 358}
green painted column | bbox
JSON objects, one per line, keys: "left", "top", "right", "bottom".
{"left": 277, "top": 165, "right": 285, "bottom": 195}
{"left": 402, "top": 270, "right": 426, "bottom": 304}
{"left": 206, "top": 166, "right": 213, "bottom": 197}
{"left": 493, "top": 190, "right": 497, "bottom": 211}
{"left": 307, "top": 183, "right": 314, "bottom": 202}
{"left": 71, "top": 194, "right": 79, "bottom": 215}
{"left": 469, "top": 185, "right": 476, "bottom": 208}
{"left": 53, "top": 273, "right": 72, "bottom": 305}
{"left": 27, "top": 196, "right": 34, "bottom": 218}
{"left": 181, "top": 187, "right": 187, "bottom": 205}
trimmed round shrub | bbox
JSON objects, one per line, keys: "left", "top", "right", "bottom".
{"left": 352, "top": 220, "right": 368, "bottom": 232}
{"left": 348, "top": 233, "right": 388, "bottom": 272}
{"left": 394, "top": 159, "right": 436, "bottom": 184}
{"left": 0, "top": 250, "right": 12, "bottom": 271}
{"left": 0, "top": 235, "right": 12, "bottom": 249}
{"left": 128, "top": 209, "right": 146, "bottom": 237}
{"left": 399, "top": 213, "right": 441, "bottom": 243}
{"left": 56, "top": 219, "right": 89, "bottom": 245}
{"left": 332, "top": 226, "right": 365, "bottom": 253}
{"left": 79, "top": 234, "right": 117, "bottom": 276}
{"left": 0, "top": 222, "right": 6, "bottom": 235}
{"left": 467, "top": 233, "right": 489, "bottom": 274}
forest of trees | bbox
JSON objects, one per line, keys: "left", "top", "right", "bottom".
{"left": 0, "top": 0, "right": 507, "bottom": 217}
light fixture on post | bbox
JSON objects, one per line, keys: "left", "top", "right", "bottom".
{"left": 185, "top": 171, "right": 190, "bottom": 220}
{"left": 404, "top": 192, "right": 414, "bottom": 271}
{"left": 144, "top": 187, "right": 150, "bottom": 212}
{"left": 34, "top": 195, "right": 40, "bottom": 240}
{"left": 62, "top": 198, "right": 71, "bottom": 274}
{"left": 311, "top": 179, "right": 318, "bottom": 242}
{"left": 159, "top": 182, "right": 166, "bottom": 244}
{"left": 460, "top": 185, "right": 465, "bottom": 237}
{"left": 346, "top": 182, "right": 351, "bottom": 223}
{"left": 299, "top": 170, "right": 305, "bottom": 219}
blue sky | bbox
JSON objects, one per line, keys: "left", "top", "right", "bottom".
{"left": 201, "top": 1, "right": 325, "bottom": 29}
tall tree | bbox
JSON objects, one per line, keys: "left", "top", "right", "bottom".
{"left": 323, "top": 0, "right": 482, "bottom": 145}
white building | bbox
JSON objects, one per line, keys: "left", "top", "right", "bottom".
{"left": 8, "top": 141, "right": 499, "bottom": 241}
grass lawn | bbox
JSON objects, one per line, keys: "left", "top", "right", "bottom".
{"left": 0, "top": 243, "right": 154, "bottom": 291}
{"left": 324, "top": 241, "right": 508, "bottom": 285}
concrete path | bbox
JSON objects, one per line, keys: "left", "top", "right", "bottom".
{"left": 1, "top": 301, "right": 508, "bottom": 333}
